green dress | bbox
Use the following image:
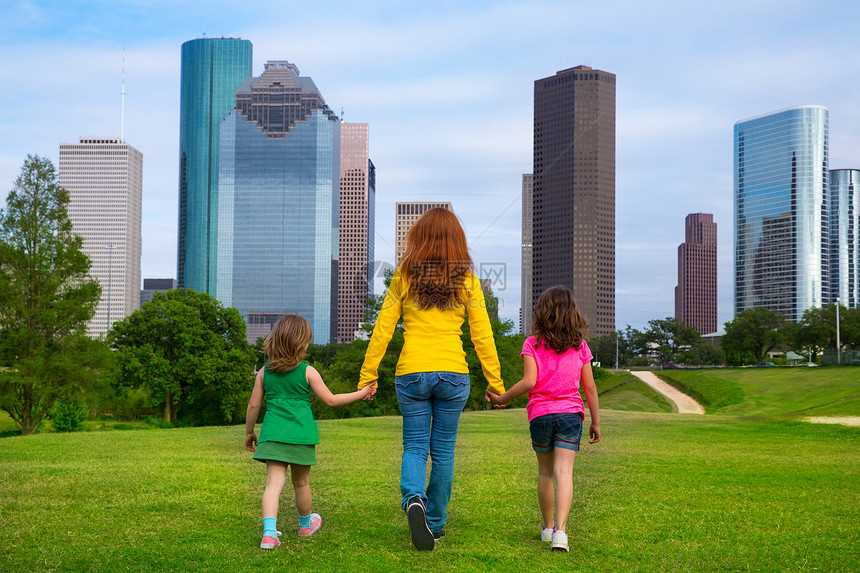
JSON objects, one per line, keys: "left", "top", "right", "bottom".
{"left": 253, "top": 362, "right": 319, "bottom": 466}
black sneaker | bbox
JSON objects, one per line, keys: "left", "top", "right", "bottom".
{"left": 405, "top": 496, "right": 434, "bottom": 551}
{"left": 432, "top": 529, "right": 446, "bottom": 539}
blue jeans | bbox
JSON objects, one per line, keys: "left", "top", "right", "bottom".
{"left": 395, "top": 371, "right": 470, "bottom": 532}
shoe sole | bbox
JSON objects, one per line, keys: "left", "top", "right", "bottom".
{"left": 406, "top": 502, "right": 435, "bottom": 551}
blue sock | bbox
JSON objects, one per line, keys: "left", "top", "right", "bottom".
{"left": 262, "top": 517, "right": 277, "bottom": 537}
{"left": 298, "top": 512, "right": 311, "bottom": 528}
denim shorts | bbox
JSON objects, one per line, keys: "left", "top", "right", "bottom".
{"left": 529, "top": 413, "right": 583, "bottom": 453}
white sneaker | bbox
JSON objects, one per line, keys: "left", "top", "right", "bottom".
{"left": 541, "top": 526, "right": 554, "bottom": 542}
{"left": 551, "top": 530, "right": 569, "bottom": 552}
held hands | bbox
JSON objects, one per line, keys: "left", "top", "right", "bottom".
{"left": 245, "top": 432, "right": 258, "bottom": 452}
{"left": 359, "top": 384, "right": 376, "bottom": 401}
{"left": 588, "top": 423, "right": 601, "bottom": 444}
{"left": 484, "top": 389, "right": 506, "bottom": 409}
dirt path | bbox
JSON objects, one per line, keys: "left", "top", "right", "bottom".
{"left": 630, "top": 371, "right": 705, "bottom": 414}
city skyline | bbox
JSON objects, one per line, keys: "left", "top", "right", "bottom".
{"left": 3, "top": 1, "right": 860, "bottom": 332}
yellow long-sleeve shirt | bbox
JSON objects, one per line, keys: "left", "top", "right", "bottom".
{"left": 358, "top": 269, "right": 505, "bottom": 394}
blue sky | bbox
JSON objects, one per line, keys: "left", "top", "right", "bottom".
{"left": 2, "top": 0, "right": 859, "bottom": 332}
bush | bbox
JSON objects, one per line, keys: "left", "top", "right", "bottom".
{"left": 51, "top": 398, "right": 89, "bottom": 432}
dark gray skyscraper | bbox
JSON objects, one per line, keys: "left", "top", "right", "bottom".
{"left": 532, "top": 65, "right": 616, "bottom": 336}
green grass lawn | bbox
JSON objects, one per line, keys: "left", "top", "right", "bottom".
{"left": 656, "top": 367, "right": 860, "bottom": 417}
{"left": 596, "top": 370, "right": 675, "bottom": 413}
{"left": 2, "top": 408, "right": 857, "bottom": 572}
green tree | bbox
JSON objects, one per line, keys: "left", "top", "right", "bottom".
{"left": 786, "top": 305, "right": 839, "bottom": 363}
{"left": 0, "top": 155, "right": 102, "bottom": 435}
{"left": 107, "top": 288, "right": 256, "bottom": 426}
{"left": 721, "top": 307, "right": 785, "bottom": 365}
{"left": 641, "top": 317, "right": 701, "bottom": 367}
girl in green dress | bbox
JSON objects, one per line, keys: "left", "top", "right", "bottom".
{"left": 245, "top": 314, "right": 374, "bottom": 549}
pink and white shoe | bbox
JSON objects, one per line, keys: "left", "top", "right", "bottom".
{"left": 298, "top": 513, "right": 322, "bottom": 537}
{"left": 541, "top": 524, "right": 555, "bottom": 542}
{"left": 260, "top": 531, "right": 282, "bottom": 549}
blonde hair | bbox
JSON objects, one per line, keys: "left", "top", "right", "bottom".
{"left": 264, "top": 314, "right": 313, "bottom": 372}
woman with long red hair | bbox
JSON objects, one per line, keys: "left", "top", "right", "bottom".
{"left": 358, "top": 207, "right": 505, "bottom": 550}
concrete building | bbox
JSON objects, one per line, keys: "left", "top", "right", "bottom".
{"left": 395, "top": 201, "right": 452, "bottom": 264}
{"left": 59, "top": 137, "right": 143, "bottom": 337}
{"left": 532, "top": 65, "right": 616, "bottom": 336}
{"left": 140, "top": 278, "right": 177, "bottom": 306}
{"left": 337, "top": 123, "right": 376, "bottom": 342}
{"left": 177, "top": 37, "right": 252, "bottom": 295}
{"left": 829, "top": 169, "right": 860, "bottom": 308}
{"left": 675, "top": 213, "right": 718, "bottom": 334}
{"left": 520, "top": 173, "right": 533, "bottom": 334}
{"left": 216, "top": 61, "right": 340, "bottom": 343}
{"left": 734, "top": 106, "right": 829, "bottom": 321}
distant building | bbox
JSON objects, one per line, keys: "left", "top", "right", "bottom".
{"left": 216, "top": 61, "right": 340, "bottom": 344}
{"left": 532, "top": 65, "right": 616, "bottom": 337}
{"left": 337, "top": 123, "right": 376, "bottom": 342}
{"left": 675, "top": 213, "right": 717, "bottom": 334}
{"left": 829, "top": 169, "right": 860, "bottom": 308}
{"left": 395, "top": 202, "right": 452, "bottom": 264}
{"left": 177, "top": 37, "right": 252, "bottom": 295}
{"left": 734, "top": 106, "right": 829, "bottom": 321}
{"left": 59, "top": 137, "right": 143, "bottom": 337}
{"left": 140, "top": 278, "right": 177, "bottom": 306}
{"left": 521, "top": 173, "right": 533, "bottom": 334}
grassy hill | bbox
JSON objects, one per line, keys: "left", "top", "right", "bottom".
{"left": 656, "top": 367, "right": 860, "bottom": 417}
{"left": 2, "top": 406, "right": 857, "bottom": 572}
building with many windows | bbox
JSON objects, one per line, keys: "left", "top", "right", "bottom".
{"left": 59, "top": 137, "right": 143, "bottom": 337}
{"left": 337, "top": 123, "right": 375, "bottom": 342}
{"left": 829, "top": 169, "right": 860, "bottom": 308}
{"left": 532, "top": 65, "right": 616, "bottom": 336}
{"left": 177, "top": 37, "right": 252, "bottom": 295}
{"left": 520, "top": 173, "right": 533, "bottom": 334}
{"left": 675, "top": 213, "right": 717, "bottom": 334}
{"left": 395, "top": 202, "right": 452, "bottom": 264}
{"left": 734, "top": 106, "right": 829, "bottom": 322}
{"left": 140, "top": 278, "right": 177, "bottom": 307}
{"left": 216, "top": 61, "right": 340, "bottom": 343}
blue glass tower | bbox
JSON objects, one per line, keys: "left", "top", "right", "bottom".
{"left": 829, "top": 169, "right": 860, "bottom": 308}
{"left": 734, "top": 106, "right": 830, "bottom": 322}
{"left": 177, "top": 37, "right": 252, "bottom": 294}
{"left": 217, "top": 62, "right": 340, "bottom": 343}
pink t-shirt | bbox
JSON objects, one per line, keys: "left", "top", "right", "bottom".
{"left": 522, "top": 336, "right": 593, "bottom": 422}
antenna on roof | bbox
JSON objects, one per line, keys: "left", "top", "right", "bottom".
{"left": 340, "top": 106, "right": 344, "bottom": 121}
{"left": 121, "top": 47, "right": 126, "bottom": 142}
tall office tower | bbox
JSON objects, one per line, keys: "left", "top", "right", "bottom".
{"left": 337, "top": 123, "right": 376, "bottom": 342}
{"left": 674, "top": 213, "right": 717, "bottom": 334}
{"left": 140, "top": 278, "right": 177, "bottom": 307}
{"left": 532, "top": 65, "right": 616, "bottom": 337}
{"left": 734, "top": 106, "right": 829, "bottom": 322}
{"left": 829, "top": 169, "right": 860, "bottom": 308}
{"left": 59, "top": 137, "right": 143, "bottom": 337}
{"left": 177, "top": 37, "right": 252, "bottom": 295}
{"left": 395, "top": 202, "right": 453, "bottom": 264}
{"left": 216, "top": 61, "right": 340, "bottom": 343}
{"left": 521, "top": 173, "right": 533, "bottom": 334}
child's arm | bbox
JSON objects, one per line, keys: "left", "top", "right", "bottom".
{"left": 487, "top": 355, "right": 537, "bottom": 406}
{"left": 580, "top": 361, "right": 600, "bottom": 443}
{"left": 308, "top": 366, "right": 374, "bottom": 407}
{"left": 244, "top": 369, "right": 265, "bottom": 452}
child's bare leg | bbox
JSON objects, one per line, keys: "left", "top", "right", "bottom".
{"left": 552, "top": 449, "right": 577, "bottom": 532}
{"left": 535, "top": 451, "right": 555, "bottom": 529}
{"left": 290, "top": 464, "right": 312, "bottom": 516}
{"left": 263, "top": 461, "right": 288, "bottom": 518}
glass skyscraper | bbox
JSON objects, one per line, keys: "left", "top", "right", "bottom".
{"left": 177, "top": 37, "right": 252, "bottom": 295}
{"left": 216, "top": 61, "right": 340, "bottom": 343}
{"left": 829, "top": 169, "right": 860, "bottom": 308}
{"left": 734, "top": 106, "right": 829, "bottom": 322}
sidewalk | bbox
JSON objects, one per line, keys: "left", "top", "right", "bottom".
{"left": 630, "top": 371, "right": 705, "bottom": 414}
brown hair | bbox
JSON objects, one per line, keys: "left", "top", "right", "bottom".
{"left": 264, "top": 314, "right": 313, "bottom": 372}
{"left": 531, "top": 286, "right": 589, "bottom": 353}
{"left": 399, "top": 207, "right": 474, "bottom": 310}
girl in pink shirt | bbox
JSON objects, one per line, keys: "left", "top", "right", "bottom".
{"left": 487, "top": 286, "right": 600, "bottom": 552}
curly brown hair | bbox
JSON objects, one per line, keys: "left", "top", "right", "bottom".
{"left": 531, "top": 286, "right": 589, "bottom": 353}
{"left": 264, "top": 314, "right": 313, "bottom": 372}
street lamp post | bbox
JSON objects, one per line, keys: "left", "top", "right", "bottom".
{"left": 105, "top": 245, "right": 117, "bottom": 330}
{"left": 836, "top": 296, "right": 841, "bottom": 366}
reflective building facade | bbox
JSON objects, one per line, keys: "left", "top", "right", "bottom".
{"left": 177, "top": 37, "right": 252, "bottom": 295}
{"left": 829, "top": 169, "right": 860, "bottom": 308}
{"left": 216, "top": 61, "right": 340, "bottom": 343}
{"left": 734, "top": 106, "right": 829, "bottom": 322}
